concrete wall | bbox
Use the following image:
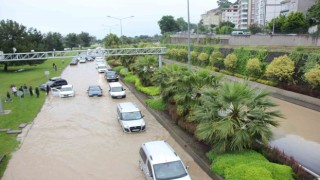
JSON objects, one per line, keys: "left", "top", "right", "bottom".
{"left": 170, "top": 34, "right": 320, "bottom": 46}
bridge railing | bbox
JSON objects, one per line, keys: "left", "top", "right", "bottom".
{"left": 0, "top": 47, "right": 167, "bottom": 62}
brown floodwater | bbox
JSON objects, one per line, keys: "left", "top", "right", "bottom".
{"left": 3, "top": 61, "right": 211, "bottom": 180}
{"left": 270, "top": 97, "right": 320, "bottom": 175}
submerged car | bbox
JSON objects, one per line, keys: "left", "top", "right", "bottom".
{"left": 51, "top": 84, "right": 75, "bottom": 98}
{"left": 87, "top": 85, "right": 103, "bottom": 97}
{"left": 40, "top": 77, "right": 68, "bottom": 90}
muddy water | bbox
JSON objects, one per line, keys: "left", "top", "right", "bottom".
{"left": 3, "top": 62, "right": 211, "bottom": 180}
{"left": 270, "top": 98, "right": 320, "bottom": 175}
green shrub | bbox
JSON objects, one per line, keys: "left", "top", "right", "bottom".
{"left": 265, "top": 55, "right": 295, "bottom": 82}
{"left": 207, "top": 66, "right": 220, "bottom": 72}
{"left": 256, "top": 79, "right": 278, "bottom": 86}
{"left": 177, "top": 49, "right": 188, "bottom": 62}
{"left": 191, "top": 51, "right": 199, "bottom": 64}
{"left": 113, "top": 66, "right": 124, "bottom": 72}
{"left": 246, "top": 58, "right": 262, "bottom": 77}
{"left": 304, "top": 65, "right": 320, "bottom": 88}
{"left": 124, "top": 74, "right": 139, "bottom": 83}
{"left": 135, "top": 79, "right": 160, "bottom": 96}
{"left": 224, "top": 53, "right": 238, "bottom": 70}
{"left": 145, "top": 98, "right": 166, "bottom": 110}
{"left": 234, "top": 73, "right": 246, "bottom": 79}
{"left": 220, "top": 70, "right": 233, "bottom": 76}
{"left": 197, "top": 52, "right": 209, "bottom": 61}
{"left": 209, "top": 51, "right": 224, "bottom": 67}
{"left": 208, "top": 150, "right": 293, "bottom": 180}
{"left": 295, "top": 45, "right": 304, "bottom": 51}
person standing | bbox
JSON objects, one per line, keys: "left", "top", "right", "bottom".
{"left": 46, "top": 85, "right": 50, "bottom": 95}
{"left": 23, "top": 84, "right": 28, "bottom": 95}
{"left": 18, "top": 86, "right": 24, "bottom": 98}
{"left": 5, "top": 92, "right": 12, "bottom": 102}
{"left": 35, "top": 87, "right": 40, "bottom": 98}
{"left": 29, "top": 86, "right": 34, "bottom": 96}
{"left": 11, "top": 85, "right": 17, "bottom": 96}
{"left": 54, "top": 64, "right": 57, "bottom": 71}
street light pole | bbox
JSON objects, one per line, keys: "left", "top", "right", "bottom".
{"left": 107, "top": 15, "right": 134, "bottom": 46}
{"left": 187, "top": 0, "right": 191, "bottom": 68}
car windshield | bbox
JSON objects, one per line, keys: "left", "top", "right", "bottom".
{"left": 153, "top": 161, "right": 187, "bottom": 180}
{"left": 90, "top": 86, "right": 101, "bottom": 91}
{"left": 61, "top": 87, "right": 73, "bottom": 92}
{"left": 121, "top": 111, "right": 142, "bottom": 120}
{"left": 107, "top": 71, "right": 116, "bottom": 75}
{"left": 111, "top": 87, "right": 122, "bottom": 92}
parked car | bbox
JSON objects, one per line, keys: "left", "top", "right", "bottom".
{"left": 40, "top": 77, "right": 67, "bottom": 90}
{"left": 79, "top": 58, "right": 86, "bottom": 63}
{"left": 108, "top": 82, "right": 126, "bottom": 98}
{"left": 116, "top": 102, "right": 145, "bottom": 133}
{"left": 104, "top": 70, "right": 119, "bottom": 82}
{"left": 51, "top": 84, "right": 75, "bottom": 98}
{"left": 87, "top": 85, "right": 103, "bottom": 97}
{"left": 96, "top": 64, "right": 108, "bottom": 73}
{"left": 139, "top": 141, "right": 191, "bottom": 180}
{"left": 70, "top": 58, "right": 79, "bottom": 65}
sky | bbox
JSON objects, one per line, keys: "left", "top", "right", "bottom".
{"left": 0, "top": 0, "right": 234, "bottom": 39}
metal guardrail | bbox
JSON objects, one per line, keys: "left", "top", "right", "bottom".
{"left": 0, "top": 47, "right": 167, "bottom": 62}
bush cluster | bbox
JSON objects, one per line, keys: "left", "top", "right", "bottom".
{"left": 266, "top": 55, "right": 295, "bottom": 82}
{"left": 145, "top": 98, "right": 166, "bottom": 110}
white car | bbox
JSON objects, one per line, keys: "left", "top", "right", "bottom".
{"left": 79, "top": 58, "right": 86, "bottom": 63}
{"left": 51, "top": 85, "right": 75, "bottom": 98}
{"left": 97, "top": 64, "right": 108, "bottom": 73}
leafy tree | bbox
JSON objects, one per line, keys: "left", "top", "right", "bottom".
{"left": 249, "top": 24, "right": 262, "bottom": 34}
{"left": 131, "top": 55, "right": 157, "bottom": 86}
{"left": 0, "top": 19, "right": 46, "bottom": 71}
{"left": 78, "top": 32, "right": 92, "bottom": 47}
{"left": 43, "top": 32, "right": 64, "bottom": 51}
{"left": 217, "top": 0, "right": 232, "bottom": 8}
{"left": 189, "top": 82, "right": 282, "bottom": 153}
{"left": 220, "top": 21, "right": 235, "bottom": 28}
{"left": 176, "top": 17, "right": 188, "bottom": 32}
{"left": 266, "top": 55, "right": 295, "bottom": 83}
{"left": 198, "top": 20, "right": 208, "bottom": 33}
{"left": 158, "top": 16, "right": 180, "bottom": 34}
{"left": 307, "top": 0, "right": 320, "bottom": 26}
{"left": 282, "top": 12, "right": 308, "bottom": 34}
{"left": 304, "top": 65, "right": 320, "bottom": 88}
{"left": 268, "top": 15, "right": 286, "bottom": 33}
{"left": 103, "top": 33, "right": 120, "bottom": 48}
{"left": 64, "top": 33, "right": 80, "bottom": 49}
{"left": 218, "top": 26, "right": 233, "bottom": 34}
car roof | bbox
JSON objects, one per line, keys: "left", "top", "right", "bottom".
{"left": 118, "top": 102, "right": 140, "bottom": 112}
{"left": 142, "top": 141, "right": 180, "bottom": 164}
{"left": 61, "top": 84, "right": 73, "bottom": 88}
{"left": 89, "top": 85, "right": 101, "bottom": 88}
{"left": 109, "top": 82, "right": 122, "bottom": 87}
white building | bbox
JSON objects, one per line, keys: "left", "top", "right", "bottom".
{"left": 201, "top": 9, "right": 221, "bottom": 27}
{"left": 221, "top": 4, "right": 239, "bottom": 27}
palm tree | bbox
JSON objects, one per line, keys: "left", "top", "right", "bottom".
{"left": 130, "top": 55, "right": 157, "bottom": 86}
{"left": 189, "top": 82, "right": 283, "bottom": 153}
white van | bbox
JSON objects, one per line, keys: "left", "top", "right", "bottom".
{"left": 117, "top": 102, "right": 145, "bottom": 133}
{"left": 97, "top": 64, "right": 107, "bottom": 73}
{"left": 109, "top": 82, "right": 126, "bottom": 98}
{"left": 139, "top": 141, "right": 191, "bottom": 180}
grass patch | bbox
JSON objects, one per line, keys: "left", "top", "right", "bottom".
{"left": 0, "top": 58, "right": 71, "bottom": 178}
{"left": 145, "top": 98, "right": 166, "bottom": 110}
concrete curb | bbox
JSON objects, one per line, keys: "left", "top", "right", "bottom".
{"left": 122, "top": 80, "right": 222, "bottom": 180}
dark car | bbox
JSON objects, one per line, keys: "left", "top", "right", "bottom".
{"left": 87, "top": 85, "right": 103, "bottom": 97}
{"left": 40, "top": 78, "right": 68, "bottom": 90}
{"left": 104, "top": 70, "right": 119, "bottom": 82}
{"left": 70, "top": 58, "right": 79, "bottom": 65}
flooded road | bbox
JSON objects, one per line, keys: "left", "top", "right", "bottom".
{"left": 270, "top": 98, "right": 320, "bottom": 175}
{"left": 3, "top": 61, "right": 211, "bottom": 180}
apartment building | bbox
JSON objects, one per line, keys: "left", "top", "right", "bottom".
{"left": 253, "top": 0, "right": 282, "bottom": 26}
{"left": 221, "top": 4, "right": 239, "bottom": 27}
{"left": 201, "top": 8, "right": 221, "bottom": 27}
